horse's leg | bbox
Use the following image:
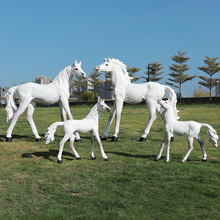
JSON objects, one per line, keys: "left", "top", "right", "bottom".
{"left": 6, "top": 101, "right": 30, "bottom": 142}
{"left": 26, "top": 102, "right": 41, "bottom": 141}
{"left": 195, "top": 135, "right": 207, "bottom": 161}
{"left": 155, "top": 135, "right": 166, "bottom": 161}
{"left": 57, "top": 133, "right": 71, "bottom": 164}
{"left": 90, "top": 131, "right": 96, "bottom": 159}
{"left": 59, "top": 102, "right": 67, "bottom": 121}
{"left": 94, "top": 129, "right": 109, "bottom": 161}
{"left": 140, "top": 100, "right": 157, "bottom": 142}
{"left": 112, "top": 98, "right": 124, "bottom": 142}
{"left": 166, "top": 132, "right": 172, "bottom": 162}
{"left": 69, "top": 133, "right": 81, "bottom": 160}
{"left": 60, "top": 98, "right": 81, "bottom": 142}
{"left": 102, "top": 101, "right": 116, "bottom": 140}
{"left": 182, "top": 136, "right": 194, "bottom": 163}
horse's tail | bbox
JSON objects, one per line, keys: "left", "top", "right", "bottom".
{"left": 201, "top": 123, "right": 218, "bottom": 147}
{"left": 164, "top": 86, "right": 180, "bottom": 119}
{"left": 5, "top": 86, "right": 18, "bottom": 124}
{"left": 45, "top": 122, "right": 64, "bottom": 144}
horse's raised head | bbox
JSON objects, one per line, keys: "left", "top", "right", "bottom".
{"left": 95, "top": 58, "right": 113, "bottom": 73}
{"left": 157, "top": 99, "right": 171, "bottom": 110}
{"left": 71, "top": 60, "right": 87, "bottom": 79}
{"left": 98, "top": 100, "right": 111, "bottom": 112}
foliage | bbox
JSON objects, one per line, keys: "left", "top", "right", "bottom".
{"left": 89, "top": 70, "right": 103, "bottom": 97}
{"left": 71, "top": 75, "right": 86, "bottom": 100}
{"left": 193, "top": 86, "right": 209, "bottom": 97}
{"left": 81, "top": 90, "right": 94, "bottom": 101}
{"left": 127, "top": 67, "right": 141, "bottom": 82}
{"left": 143, "top": 62, "right": 164, "bottom": 82}
{"left": 197, "top": 56, "right": 220, "bottom": 101}
{"left": 166, "top": 51, "right": 196, "bottom": 97}
{"left": 0, "top": 104, "right": 220, "bottom": 219}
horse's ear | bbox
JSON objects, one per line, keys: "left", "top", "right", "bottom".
{"left": 107, "top": 57, "right": 110, "bottom": 62}
{"left": 79, "top": 61, "right": 82, "bottom": 66}
{"left": 74, "top": 60, "right": 77, "bottom": 66}
{"left": 105, "top": 58, "right": 107, "bottom": 62}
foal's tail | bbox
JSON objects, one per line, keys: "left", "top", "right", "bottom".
{"left": 201, "top": 123, "right": 218, "bottom": 147}
{"left": 45, "top": 122, "right": 64, "bottom": 144}
{"left": 164, "top": 86, "right": 180, "bottom": 119}
{"left": 5, "top": 86, "right": 18, "bottom": 124}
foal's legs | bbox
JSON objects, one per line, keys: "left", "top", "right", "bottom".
{"left": 195, "top": 135, "right": 207, "bottom": 161}
{"left": 102, "top": 102, "right": 116, "bottom": 139}
{"left": 155, "top": 135, "right": 166, "bottom": 161}
{"left": 26, "top": 102, "right": 41, "bottom": 141}
{"left": 57, "top": 133, "right": 71, "bottom": 163}
{"left": 140, "top": 100, "right": 157, "bottom": 140}
{"left": 90, "top": 131, "right": 96, "bottom": 159}
{"left": 182, "top": 136, "right": 194, "bottom": 163}
{"left": 94, "top": 130, "right": 109, "bottom": 161}
{"left": 69, "top": 134, "right": 81, "bottom": 159}
{"left": 6, "top": 101, "right": 30, "bottom": 141}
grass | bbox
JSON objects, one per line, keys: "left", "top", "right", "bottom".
{"left": 0, "top": 104, "right": 220, "bottom": 219}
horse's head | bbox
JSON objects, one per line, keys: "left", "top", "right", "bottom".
{"left": 157, "top": 99, "right": 170, "bottom": 110}
{"left": 95, "top": 58, "right": 113, "bottom": 73}
{"left": 98, "top": 100, "right": 111, "bottom": 112}
{"left": 71, "top": 61, "right": 87, "bottom": 79}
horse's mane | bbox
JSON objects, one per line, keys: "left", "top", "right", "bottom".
{"left": 52, "top": 66, "right": 72, "bottom": 87}
{"left": 107, "top": 58, "right": 133, "bottom": 81}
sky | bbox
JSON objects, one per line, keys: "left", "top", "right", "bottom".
{"left": 0, "top": 0, "right": 220, "bottom": 97}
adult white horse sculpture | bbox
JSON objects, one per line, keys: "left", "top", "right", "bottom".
{"left": 45, "top": 100, "right": 110, "bottom": 163}
{"left": 155, "top": 99, "right": 218, "bottom": 162}
{"left": 5, "top": 61, "right": 86, "bottom": 142}
{"left": 95, "top": 58, "right": 178, "bottom": 142}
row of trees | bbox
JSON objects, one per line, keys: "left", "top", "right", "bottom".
{"left": 72, "top": 51, "right": 220, "bottom": 101}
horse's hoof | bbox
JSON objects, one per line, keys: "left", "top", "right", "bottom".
{"left": 6, "top": 137, "right": 12, "bottom": 142}
{"left": 92, "top": 157, "right": 96, "bottom": 160}
{"left": 139, "top": 137, "right": 147, "bottom": 142}
{"left": 101, "top": 137, "right": 108, "bottom": 141}
{"left": 202, "top": 159, "right": 207, "bottom": 162}
{"left": 35, "top": 138, "right": 42, "bottom": 142}
{"left": 57, "top": 159, "right": 63, "bottom": 164}
{"left": 171, "top": 137, "right": 174, "bottom": 142}
{"left": 76, "top": 157, "right": 81, "bottom": 160}
{"left": 155, "top": 158, "right": 159, "bottom": 162}
{"left": 75, "top": 139, "right": 82, "bottom": 143}
{"left": 111, "top": 136, "right": 118, "bottom": 142}
{"left": 104, "top": 158, "right": 109, "bottom": 161}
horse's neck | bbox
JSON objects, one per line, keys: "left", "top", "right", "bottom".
{"left": 111, "top": 66, "right": 130, "bottom": 88}
{"left": 163, "top": 108, "right": 177, "bottom": 124}
{"left": 86, "top": 104, "right": 100, "bottom": 121}
{"left": 52, "top": 67, "right": 72, "bottom": 90}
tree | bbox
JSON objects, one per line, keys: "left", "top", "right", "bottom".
{"left": 71, "top": 75, "right": 86, "bottom": 101}
{"left": 89, "top": 70, "right": 103, "bottom": 97}
{"left": 127, "top": 67, "right": 141, "bottom": 82}
{"left": 166, "top": 51, "right": 196, "bottom": 98}
{"left": 193, "top": 85, "right": 209, "bottom": 97}
{"left": 197, "top": 56, "right": 220, "bottom": 102}
{"left": 143, "top": 62, "right": 164, "bottom": 82}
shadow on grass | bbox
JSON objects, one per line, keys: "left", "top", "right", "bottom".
{"left": 21, "top": 149, "right": 75, "bottom": 162}
{"left": 106, "top": 151, "right": 156, "bottom": 159}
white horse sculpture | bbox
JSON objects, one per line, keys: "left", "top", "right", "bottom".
{"left": 155, "top": 99, "right": 218, "bottom": 162}
{"left": 45, "top": 100, "right": 110, "bottom": 163}
{"left": 95, "top": 58, "right": 178, "bottom": 142}
{"left": 5, "top": 61, "right": 86, "bottom": 142}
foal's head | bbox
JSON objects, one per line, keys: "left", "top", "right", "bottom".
{"left": 98, "top": 100, "right": 111, "bottom": 112}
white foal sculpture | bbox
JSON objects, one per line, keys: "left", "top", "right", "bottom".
{"left": 155, "top": 99, "right": 218, "bottom": 163}
{"left": 5, "top": 61, "right": 86, "bottom": 142}
{"left": 45, "top": 100, "right": 111, "bottom": 163}
{"left": 95, "top": 58, "right": 178, "bottom": 142}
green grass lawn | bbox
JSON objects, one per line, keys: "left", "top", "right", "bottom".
{"left": 0, "top": 104, "right": 220, "bottom": 219}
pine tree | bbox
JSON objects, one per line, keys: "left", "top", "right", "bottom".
{"left": 89, "top": 70, "right": 103, "bottom": 97}
{"left": 71, "top": 75, "right": 86, "bottom": 101}
{"left": 197, "top": 56, "right": 220, "bottom": 102}
{"left": 143, "top": 62, "right": 164, "bottom": 82}
{"left": 166, "top": 51, "right": 196, "bottom": 98}
{"left": 127, "top": 67, "right": 141, "bottom": 82}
